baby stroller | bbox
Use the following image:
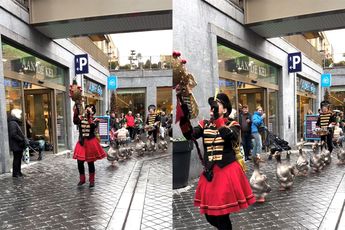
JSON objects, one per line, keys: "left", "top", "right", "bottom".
{"left": 262, "top": 127, "right": 291, "bottom": 159}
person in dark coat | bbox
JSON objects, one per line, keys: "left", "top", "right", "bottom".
{"left": 8, "top": 109, "right": 27, "bottom": 178}
{"left": 239, "top": 105, "right": 252, "bottom": 161}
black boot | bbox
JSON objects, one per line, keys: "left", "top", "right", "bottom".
{"left": 37, "top": 151, "right": 42, "bottom": 161}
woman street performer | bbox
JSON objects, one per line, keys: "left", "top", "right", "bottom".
{"left": 178, "top": 93, "right": 256, "bottom": 230}
{"left": 73, "top": 104, "right": 106, "bottom": 187}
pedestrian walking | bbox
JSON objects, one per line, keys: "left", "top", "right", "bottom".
{"left": 178, "top": 93, "right": 255, "bottom": 230}
{"left": 125, "top": 111, "right": 135, "bottom": 140}
{"left": 73, "top": 104, "right": 106, "bottom": 187}
{"left": 109, "top": 112, "right": 116, "bottom": 130}
{"left": 134, "top": 113, "right": 144, "bottom": 136}
{"left": 316, "top": 100, "right": 336, "bottom": 153}
{"left": 145, "top": 105, "right": 160, "bottom": 144}
{"left": 119, "top": 113, "right": 126, "bottom": 128}
{"left": 8, "top": 109, "right": 28, "bottom": 178}
{"left": 251, "top": 106, "right": 266, "bottom": 162}
{"left": 239, "top": 105, "right": 252, "bottom": 161}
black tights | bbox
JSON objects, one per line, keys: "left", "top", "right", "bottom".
{"left": 77, "top": 160, "right": 95, "bottom": 175}
{"left": 205, "top": 214, "right": 232, "bottom": 230}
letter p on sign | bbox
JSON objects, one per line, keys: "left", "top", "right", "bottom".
{"left": 75, "top": 54, "right": 89, "bottom": 74}
{"left": 288, "top": 52, "right": 302, "bottom": 73}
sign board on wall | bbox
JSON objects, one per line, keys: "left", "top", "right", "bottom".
{"left": 108, "top": 75, "right": 118, "bottom": 90}
{"left": 75, "top": 54, "right": 89, "bottom": 74}
{"left": 304, "top": 115, "right": 321, "bottom": 140}
{"left": 95, "top": 116, "right": 110, "bottom": 142}
{"left": 288, "top": 52, "right": 302, "bottom": 73}
{"left": 321, "top": 73, "right": 332, "bottom": 88}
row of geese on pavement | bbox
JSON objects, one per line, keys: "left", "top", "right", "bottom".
{"left": 249, "top": 142, "right": 345, "bottom": 202}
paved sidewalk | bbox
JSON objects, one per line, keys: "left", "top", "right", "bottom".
{"left": 0, "top": 147, "right": 171, "bottom": 230}
{"left": 173, "top": 150, "right": 345, "bottom": 230}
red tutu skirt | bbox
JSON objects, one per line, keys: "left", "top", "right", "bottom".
{"left": 194, "top": 161, "right": 256, "bottom": 216}
{"left": 73, "top": 137, "right": 106, "bottom": 162}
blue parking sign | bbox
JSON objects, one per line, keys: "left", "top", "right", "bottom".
{"left": 321, "top": 74, "right": 331, "bottom": 87}
{"left": 75, "top": 54, "right": 89, "bottom": 74}
{"left": 288, "top": 52, "right": 302, "bottom": 73}
{"left": 108, "top": 75, "right": 118, "bottom": 90}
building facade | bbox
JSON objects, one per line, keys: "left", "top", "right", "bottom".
{"left": 173, "top": 0, "right": 323, "bottom": 179}
{"left": 0, "top": 0, "right": 109, "bottom": 173}
{"left": 111, "top": 69, "right": 172, "bottom": 118}
{"left": 324, "top": 67, "right": 345, "bottom": 113}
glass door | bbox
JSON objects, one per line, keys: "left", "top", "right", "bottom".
{"left": 297, "top": 95, "right": 314, "bottom": 141}
{"left": 238, "top": 87, "right": 266, "bottom": 116}
{"left": 268, "top": 89, "right": 279, "bottom": 135}
{"left": 56, "top": 91, "right": 67, "bottom": 151}
{"left": 24, "top": 88, "right": 53, "bottom": 147}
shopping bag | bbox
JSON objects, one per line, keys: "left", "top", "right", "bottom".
{"left": 22, "top": 147, "right": 30, "bottom": 164}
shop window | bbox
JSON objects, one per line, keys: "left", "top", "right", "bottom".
{"left": 156, "top": 87, "right": 172, "bottom": 114}
{"left": 4, "top": 78, "right": 23, "bottom": 118}
{"left": 56, "top": 91, "right": 67, "bottom": 151}
{"left": 116, "top": 89, "right": 146, "bottom": 117}
{"left": 2, "top": 42, "right": 66, "bottom": 86}
{"left": 268, "top": 90, "right": 279, "bottom": 134}
{"left": 217, "top": 43, "right": 279, "bottom": 85}
{"left": 219, "top": 78, "right": 237, "bottom": 111}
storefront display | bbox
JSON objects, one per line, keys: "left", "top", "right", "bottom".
{"left": 157, "top": 87, "right": 173, "bottom": 114}
{"left": 116, "top": 88, "right": 146, "bottom": 116}
{"left": 218, "top": 43, "right": 279, "bottom": 134}
{"left": 83, "top": 77, "right": 105, "bottom": 116}
{"left": 2, "top": 41, "right": 67, "bottom": 153}
{"left": 296, "top": 76, "right": 317, "bottom": 140}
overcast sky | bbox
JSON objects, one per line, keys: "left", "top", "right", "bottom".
{"left": 324, "top": 29, "right": 345, "bottom": 63}
{"left": 110, "top": 29, "right": 345, "bottom": 64}
{"left": 111, "top": 30, "right": 172, "bottom": 65}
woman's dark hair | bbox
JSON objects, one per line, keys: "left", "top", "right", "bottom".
{"left": 85, "top": 104, "right": 96, "bottom": 115}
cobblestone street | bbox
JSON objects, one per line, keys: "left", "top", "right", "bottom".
{"left": 173, "top": 148, "right": 345, "bottom": 230}
{"left": 0, "top": 148, "right": 172, "bottom": 230}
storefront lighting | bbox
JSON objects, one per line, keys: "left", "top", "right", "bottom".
{"left": 2, "top": 58, "right": 7, "bottom": 62}
{"left": 218, "top": 60, "right": 222, "bottom": 63}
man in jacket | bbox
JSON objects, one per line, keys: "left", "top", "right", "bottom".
{"left": 316, "top": 101, "right": 336, "bottom": 152}
{"left": 239, "top": 105, "right": 252, "bottom": 161}
{"left": 8, "top": 109, "right": 27, "bottom": 178}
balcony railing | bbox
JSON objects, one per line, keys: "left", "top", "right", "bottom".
{"left": 14, "top": 0, "right": 29, "bottom": 9}
{"left": 69, "top": 37, "right": 109, "bottom": 68}
{"left": 283, "top": 35, "right": 323, "bottom": 66}
{"left": 110, "top": 55, "right": 172, "bottom": 71}
{"left": 227, "top": 0, "right": 243, "bottom": 9}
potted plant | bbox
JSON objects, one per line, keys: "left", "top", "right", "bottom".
{"left": 173, "top": 137, "right": 194, "bottom": 189}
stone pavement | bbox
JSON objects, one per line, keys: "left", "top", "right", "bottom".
{"left": 173, "top": 149, "right": 345, "bottom": 230}
{"left": 0, "top": 147, "right": 172, "bottom": 230}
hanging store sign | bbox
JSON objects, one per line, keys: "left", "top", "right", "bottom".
{"left": 321, "top": 73, "right": 332, "bottom": 88}
{"left": 75, "top": 54, "right": 89, "bottom": 74}
{"left": 288, "top": 52, "right": 302, "bottom": 73}
{"left": 108, "top": 75, "right": 118, "bottom": 90}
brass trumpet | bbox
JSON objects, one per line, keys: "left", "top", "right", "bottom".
{"left": 173, "top": 51, "right": 199, "bottom": 119}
